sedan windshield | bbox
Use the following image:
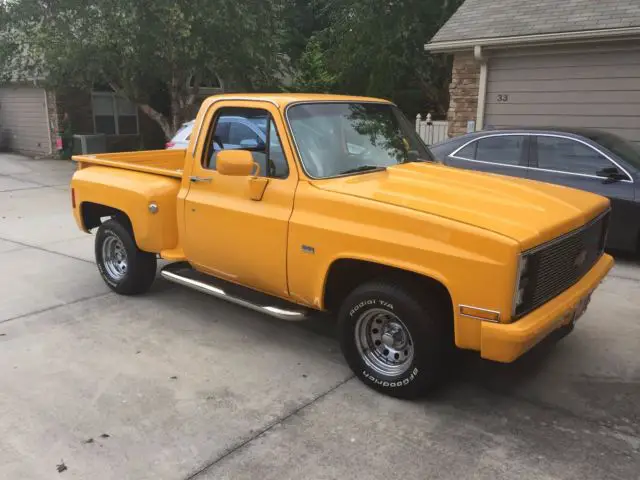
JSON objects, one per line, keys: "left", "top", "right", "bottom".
{"left": 287, "top": 102, "right": 434, "bottom": 178}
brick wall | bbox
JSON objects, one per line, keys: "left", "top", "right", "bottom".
{"left": 447, "top": 53, "right": 480, "bottom": 138}
{"left": 56, "top": 88, "right": 94, "bottom": 135}
{"left": 45, "top": 89, "right": 59, "bottom": 155}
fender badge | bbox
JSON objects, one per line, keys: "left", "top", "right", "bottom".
{"left": 301, "top": 245, "right": 315, "bottom": 254}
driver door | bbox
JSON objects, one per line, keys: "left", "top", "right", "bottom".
{"left": 183, "top": 102, "right": 297, "bottom": 297}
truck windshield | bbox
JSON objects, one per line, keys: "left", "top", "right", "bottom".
{"left": 287, "top": 102, "right": 434, "bottom": 178}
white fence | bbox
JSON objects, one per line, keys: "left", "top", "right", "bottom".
{"left": 415, "top": 113, "right": 449, "bottom": 145}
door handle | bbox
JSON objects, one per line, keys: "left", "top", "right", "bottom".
{"left": 189, "top": 176, "right": 212, "bottom": 183}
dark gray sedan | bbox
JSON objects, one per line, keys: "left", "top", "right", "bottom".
{"left": 430, "top": 128, "right": 640, "bottom": 254}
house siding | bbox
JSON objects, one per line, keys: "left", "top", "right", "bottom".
{"left": 484, "top": 43, "right": 640, "bottom": 145}
{"left": 0, "top": 86, "right": 51, "bottom": 156}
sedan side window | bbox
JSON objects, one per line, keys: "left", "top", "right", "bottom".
{"left": 455, "top": 141, "right": 477, "bottom": 160}
{"left": 228, "top": 122, "right": 261, "bottom": 147}
{"left": 536, "top": 136, "right": 616, "bottom": 177}
{"left": 475, "top": 136, "right": 525, "bottom": 166}
{"left": 453, "top": 136, "right": 525, "bottom": 166}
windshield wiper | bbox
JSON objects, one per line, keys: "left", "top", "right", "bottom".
{"left": 339, "top": 165, "right": 386, "bottom": 175}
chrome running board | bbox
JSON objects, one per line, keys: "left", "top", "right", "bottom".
{"left": 160, "top": 262, "right": 310, "bottom": 321}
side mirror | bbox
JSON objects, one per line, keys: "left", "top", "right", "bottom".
{"left": 217, "top": 150, "right": 255, "bottom": 177}
{"left": 597, "top": 167, "right": 619, "bottom": 176}
{"left": 597, "top": 166, "right": 627, "bottom": 184}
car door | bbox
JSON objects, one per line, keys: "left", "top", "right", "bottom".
{"left": 183, "top": 102, "right": 297, "bottom": 297}
{"left": 528, "top": 134, "right": 636, "bottom": 251}
{"left": 446, "top": 134, "right": 531, "bottom": 179}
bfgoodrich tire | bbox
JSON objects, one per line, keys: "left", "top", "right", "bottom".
{"left": 338, "top": 281, "right": 452, "bottom": 399}
{"left": 95, "top": 219, "right": 157, "bottom": 295}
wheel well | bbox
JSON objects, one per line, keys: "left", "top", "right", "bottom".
{"left": 323, "top": 259, "right": 453, "bottom": 317}
{"left": 80, "top": 202, "right": 133, "bottom": 233}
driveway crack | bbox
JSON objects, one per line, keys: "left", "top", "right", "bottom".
{"left": 0, "top": 235, "right": 94, "bottom": 264}
{"left": 184, "top": 375, "right": 355, "bottom": 480}
{"left": 0, "top": 292, "right": 113, "bottom": 325}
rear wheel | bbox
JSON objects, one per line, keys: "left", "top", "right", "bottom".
{"left": 338, "top": 281, "right": 452, "bottom": 399}
{"left": 95, "top": 219, "right": 157, "bottom": 295}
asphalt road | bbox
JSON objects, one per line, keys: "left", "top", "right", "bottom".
{"left": 1, "top": 154, "right": 639, "bottom": 480}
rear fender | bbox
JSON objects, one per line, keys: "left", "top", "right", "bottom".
{"left": 72, "top": 166, "right": 180, "bottom": 253}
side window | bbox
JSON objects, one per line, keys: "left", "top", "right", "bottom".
{"left": 267, "top": 120, "right": 288, "bottom": 178}
{"left": 203, "top": 107, "right": 288, "bottom": 178}
{"left": 228, "top": 122, "right": 261, "bottom": 147}
{"left": 536, "top": 136, "right": 614, "bottom": 176}
{"left": 475, "top": 136, "right": 526, "bottom": 166}
{"left": 455, "top": 141, "right": 478, "bottom": 159}
{"left": 212, "top": 122, "right": 230, "bottom": 147}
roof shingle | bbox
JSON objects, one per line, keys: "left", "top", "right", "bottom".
{"left": 430, "top": 0, "right": 640, "bottom": 44}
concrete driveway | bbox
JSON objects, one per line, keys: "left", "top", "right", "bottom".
{"left": 1, "top": 154, "right": 639, "bottom": 479}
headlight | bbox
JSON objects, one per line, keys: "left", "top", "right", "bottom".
{"left": 513, "top": 253, "right": 533, "bottom": 318}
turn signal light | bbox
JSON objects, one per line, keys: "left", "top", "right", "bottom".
{"left": 460, "top": 305, "right": 500, "bottom": 323}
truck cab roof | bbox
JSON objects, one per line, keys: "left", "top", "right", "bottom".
{"left": 203, "top": 93, "right": 393, "bottom": 108}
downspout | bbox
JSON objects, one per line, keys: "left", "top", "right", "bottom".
{"left": 474, "top": 45, "right": 488, "bottom": 131}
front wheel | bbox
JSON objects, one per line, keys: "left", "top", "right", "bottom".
{"left": 338, "top": 281, "right": 452, "bottom": 399}
{"left": 95, "top": 219, "right": 157, "bottom": 295}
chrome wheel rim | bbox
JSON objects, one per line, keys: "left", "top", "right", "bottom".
{"left": 355, "top": 308, "right": 414, "bottom": 377}
{"left": 102, "top": 233, "right": 128, "bottom": 281}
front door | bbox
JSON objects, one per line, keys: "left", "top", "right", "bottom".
{"left": 183, "top": 102, "right": 297, "bottom": 297}
{"left": 528, "top": 134, "right": 636, "bottom": 251}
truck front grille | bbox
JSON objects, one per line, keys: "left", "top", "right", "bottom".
{"left": 514, "top": 210, "right": 609, "bottom": 319}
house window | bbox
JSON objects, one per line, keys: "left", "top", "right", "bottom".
{"left": 92, "top": 92, "right": 139, "bottom": 135}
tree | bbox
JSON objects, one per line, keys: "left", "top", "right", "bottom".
{"left": 287, "top": 0, "right": 463, "bottom": 118}
{"left": 281, "top": 0, "right": 332, "bottom": 65}
{"left": 288, "top": 36, "right": 336, "bottom": 93}
{"left": 1, "top": 0, "right": 285, "bottom": 139}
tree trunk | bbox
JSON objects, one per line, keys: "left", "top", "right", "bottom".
{"left": 139, "top": 104, "right": 173, "bottom": 140}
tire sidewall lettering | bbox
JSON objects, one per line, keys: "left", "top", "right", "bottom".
{"left": 361, "top": 367, "right": 419, "bottom": 389}
{"left": 349, "top": 298, "right": 395, "bottom": 317}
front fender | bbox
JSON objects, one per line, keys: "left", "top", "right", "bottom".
{"left": 287, "top": 182, "right": 520, "bottom": 353}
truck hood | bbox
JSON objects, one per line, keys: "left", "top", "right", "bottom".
{"left": 310, "top": 162, "right": 610, "bottom": 250}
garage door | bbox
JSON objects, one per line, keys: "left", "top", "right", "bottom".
{"left": 485, "top": 47, "right": 640, "bottom": 146}
{"left": 0, "top": 86, "right": 51, "bottom": 155}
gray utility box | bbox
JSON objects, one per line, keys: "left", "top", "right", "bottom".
{"left": 73, "top": 134, "right": 107, "bottom": 155}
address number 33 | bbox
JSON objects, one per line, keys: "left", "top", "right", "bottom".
{"left": 497, "top": 94, "right": 509, "bottom": 103}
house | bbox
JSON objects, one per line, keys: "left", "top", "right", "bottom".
{"left": 0, "top": 78, "right": 223, "bottom": 157}
{"left": 425, "top": 0, "right": 640, "bottom": 146}
{"left": 0, "top": 85, "right": 155, "bottom": 156}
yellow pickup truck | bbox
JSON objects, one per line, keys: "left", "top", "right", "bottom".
{"left": 71, "top": 93, "right": 613, "bottom": 398}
